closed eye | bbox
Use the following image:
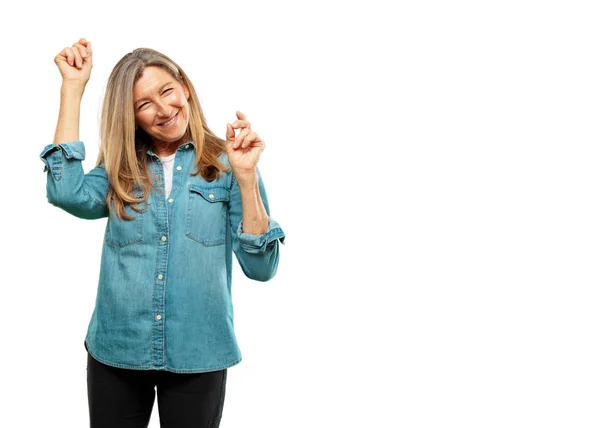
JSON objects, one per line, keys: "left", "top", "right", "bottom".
{"left": 137, "top": 89, "right": 173, "bottom": 110}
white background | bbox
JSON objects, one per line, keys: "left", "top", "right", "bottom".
{"left": 2, "top": 0, "right": 600, "bottom": 427}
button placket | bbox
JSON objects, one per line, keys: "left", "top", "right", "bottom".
{"left": 149, "top": 158, "right": 168, "bottom": 368}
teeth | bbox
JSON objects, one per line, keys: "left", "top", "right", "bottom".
{"left": 161, "top": 113, "right": 177, "bottom": 126}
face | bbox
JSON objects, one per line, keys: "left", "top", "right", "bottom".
{"left": 133, "top": 66, "right": 190, "bottom": 147}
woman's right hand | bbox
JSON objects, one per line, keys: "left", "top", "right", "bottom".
{"left": 54, "top": 38, "right": 93, "bottom": 86}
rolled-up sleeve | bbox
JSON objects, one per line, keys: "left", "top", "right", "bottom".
{"left": 40, "top": 141, "right": 109, "bottom": 219}
{"left": 237, "top": 218, "right": 285, "bottom": 254}
{"left": 229, "top": 168, "right": 285, "bottom": 282}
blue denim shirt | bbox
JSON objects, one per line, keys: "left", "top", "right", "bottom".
{"left": 40, "top": 140, "right": 285, "bottom": 373}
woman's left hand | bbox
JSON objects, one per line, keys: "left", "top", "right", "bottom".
{"left": 225, "top": 111, "right": 264, "bottom": 178}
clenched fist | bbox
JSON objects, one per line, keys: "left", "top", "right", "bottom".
{"left": 54, "top": 38, "right": 93, "bottom": 86}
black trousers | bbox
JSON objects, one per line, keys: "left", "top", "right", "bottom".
{"left": 86, "top": 352, "right": 227, "bottom": 428}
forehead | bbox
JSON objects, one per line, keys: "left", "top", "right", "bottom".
{"left": 133, "top": 66, "right": 176, "bottom": 96}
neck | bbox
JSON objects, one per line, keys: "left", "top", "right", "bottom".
{"left": 152, "top": 137, "right": 185, "bottom": 157}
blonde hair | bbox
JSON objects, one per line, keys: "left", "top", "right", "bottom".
{"left": 96, "top": 48, "right": 229, "bottom": 220}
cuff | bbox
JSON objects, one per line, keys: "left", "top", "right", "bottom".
{"left": 237, "top": 218, "right": 286, "bottom": 254}
{"left": 40, "top": 141, "right": 85, "bottom": 172}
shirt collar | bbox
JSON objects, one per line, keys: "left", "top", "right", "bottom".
{"left": 146, "top": 140, "right": 195, "bottom": 158}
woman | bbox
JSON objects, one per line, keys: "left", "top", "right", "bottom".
{"left": 40, "top": 38, "right": 285, "bottom": 428}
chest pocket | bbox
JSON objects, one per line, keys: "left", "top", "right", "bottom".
{"left": 186, "top": 185, "right": 230, "bottom": 246}
{"left": 104, "top": 189, "right": 148, "bottom": 248}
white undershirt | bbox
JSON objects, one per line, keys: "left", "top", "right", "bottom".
{"left": 159, "top": 153, "right": 176, "bottom": 199}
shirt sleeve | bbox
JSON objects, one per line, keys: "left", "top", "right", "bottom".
{"left": 228, "top": 167, "right": 285, "bottom": 282}
{"left": 40, "top": 141, "right": 109, "bottom": 219}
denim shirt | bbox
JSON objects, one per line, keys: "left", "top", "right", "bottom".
{"left": 40, "top": 140, "right": 285, "bottom": 373}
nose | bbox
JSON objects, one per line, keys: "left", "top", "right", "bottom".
{"left": 155, "top": 100, "right": 172, "bottom": 118}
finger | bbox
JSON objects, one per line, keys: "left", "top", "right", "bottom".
{"left": 226, "top": 123, "right": 235, "bottom": 141}
{"left": 76, "top": 38, "right": 91, "bottom": 53}
{"left": 233, "top": 111, "right": 250, "bottom": 128}
{"left": 241, "top": 132, "right": 258, "bottom": 149}
{"left": 73, "top": 43, "right": 88, "bottom": 60}
{"left": 83, "top": 39, "right": 92, "bottom": 55}
{"left": 234, "top": 128, "right": 251, "bottom": 147}
{"left": 243, "top": 132, "right": 263, "bottom": 149}
{"left": 231, "top": 119, "right": 251, "bottom": 130}
{"left": 234, "top": 129, "right": 251, "bottom": 149}
{"left": 54, "top": 48, "right": 69, "bottom": 65}
{"left": 225, "top": 138, "right": 234, "bottom": 153}
{"left": 73, "top": 46, "right": 87, "bottom": 68}
{"left": 65, "top": 47, "right": 76, "bottom": 67}
{"left": 69, "top": 45, "right": 83, "bottom": 68}
{"left": 81, "top": 41, "right": 93, "bottom": 66}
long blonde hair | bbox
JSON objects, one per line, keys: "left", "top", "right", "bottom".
{"left": 96, "top": 48, "right": 229, "bottom": 220}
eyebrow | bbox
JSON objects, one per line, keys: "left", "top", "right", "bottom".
{"left": 134, "top": 81, "right": 174, "bottom": 105}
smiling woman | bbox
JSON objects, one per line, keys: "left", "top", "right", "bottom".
{"left": 133, "top": 67, "right": 190, "bottom": 154}
{"left": 99, "top": 48, "right": 228, "bottom": 220}
{"left": 40, "top": 38, "right": 285, "bottom": 428}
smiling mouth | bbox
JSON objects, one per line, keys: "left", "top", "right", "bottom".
{"left": 158, "top": 111, "right": 179, "bottom": 127}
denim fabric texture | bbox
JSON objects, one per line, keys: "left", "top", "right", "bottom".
{"left": 40, "top": 140, "right": 285, "bottom": 373}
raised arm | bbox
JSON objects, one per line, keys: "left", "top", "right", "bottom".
{"left": 225, "top": 111, "right": 285, "bottom": 281}
{"left": 53, "top": 38, "right": 92, "bottom": 145}
{"left": 40, "top": 38, "right": 109, "bottom": 220}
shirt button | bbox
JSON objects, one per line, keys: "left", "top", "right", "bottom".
{"left": 185, "top": 144, "right": 190, "bottom": 149}
{"left": 158, "top": 274, "right": 163, "bottom": 280}
{"left": 168, "top": 198, "right": 174, "bottom": 203}
{"left": 161, "top": 236, "right": 167, "bottom": 242}
{"left": 156, "top": 314, "right": 162, "bottom": 320}
{"left": 176, "top": 165, "right": 182, "bottom": 171}
{"left": 209, "top": 193, "right": 214, "bottom": 199}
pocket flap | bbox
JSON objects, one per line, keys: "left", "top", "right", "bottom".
{"left": 189, "top": 185, "right": 230, "bottom": 203}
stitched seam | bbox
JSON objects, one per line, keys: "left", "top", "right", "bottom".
{"left": 87, "top": 344, "right": 241, "bottom": 372}
{"left": 58, "top": 143, "right": 74, "bottom": 158}
{"left": 81, "top": 182, "right": 105, "bottom": 206}
{"left": 186, "top": 188, "right": 227, "bottom": 246}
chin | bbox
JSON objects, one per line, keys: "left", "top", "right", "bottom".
{"left": 152, "top": 134, "right": 183, "bottom": 145}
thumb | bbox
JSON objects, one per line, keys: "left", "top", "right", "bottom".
{"left": 226, "top": 123, "right": 235, "bottom": 141}
{"left": 82, "top": 54, "right": 93, "bottom": 67}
